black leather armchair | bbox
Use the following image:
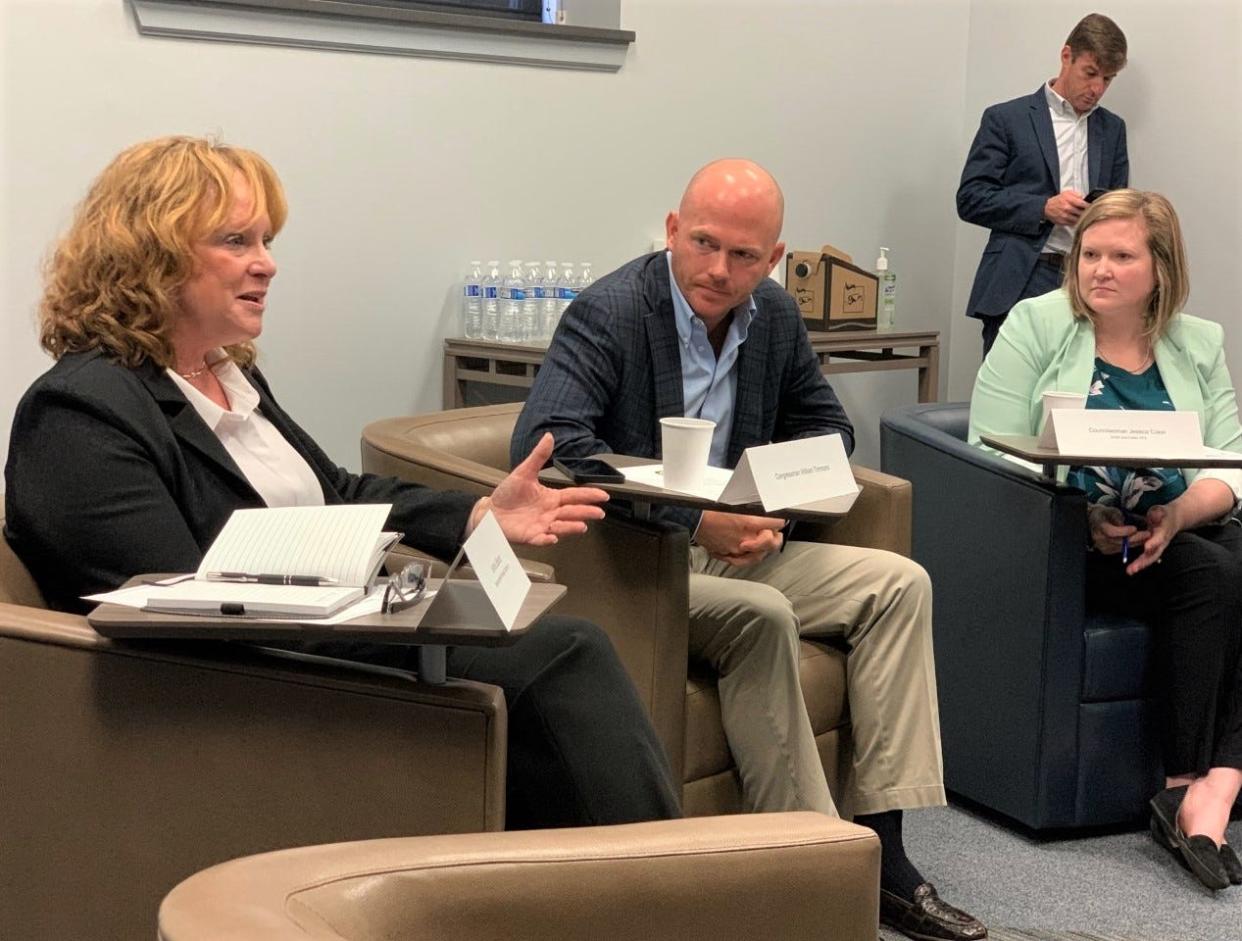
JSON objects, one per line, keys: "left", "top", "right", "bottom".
{"left": 880, "top": 402, "right": 1160, "bottom": 830}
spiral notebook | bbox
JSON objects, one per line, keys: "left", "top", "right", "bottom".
{"left": 135, "top": 504, "right": 399, "bottom": 619}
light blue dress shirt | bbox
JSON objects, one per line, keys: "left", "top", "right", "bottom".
{"left": 666, "top": 252, "right": 757, "bottom": 467}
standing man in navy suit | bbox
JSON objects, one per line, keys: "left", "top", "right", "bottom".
{"left": 513, "top": 159, "right": 987, "bottom": 941}
{"left": 958, "top": 13, "right": 1129, "bottom": 355}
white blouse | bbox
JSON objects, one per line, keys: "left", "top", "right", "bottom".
{"left": 168, "top": 353, "right": 325, "bottom": 509}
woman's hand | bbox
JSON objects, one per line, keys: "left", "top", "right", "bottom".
{"left": 467, "top": 433, "right": 608, "bottom": 546}
{"left": 1088, "top": 504, "right": 1149, "bottom": 557}
{"left": 1122, "top": 479, "right": 1235, "bottom": 574}
{"left": 1126, "top": 502, "right": 1184, "bottom": 575}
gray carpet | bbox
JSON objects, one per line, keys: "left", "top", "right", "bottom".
{"left": 875, "top": 805, "right": 1241, "bottom": 941}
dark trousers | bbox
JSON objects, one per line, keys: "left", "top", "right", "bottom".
{"left": 312, "top": 616, "right": 682, "bottom": 829}
{"left": 446, "top": 616, "right": 681, "bottom": 828}
{"left": 979, "top": 254, "right": 1065, "bottom": 357}
{"left": 980, "top": 315, "right": 1006, "bottom": 357}
{"left": 1085, "top": 521, "right": 1242, "bottom": 776}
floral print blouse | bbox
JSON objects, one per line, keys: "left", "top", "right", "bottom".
{"left": 1065, "top": 357, "right": 1187, "bottom": 517}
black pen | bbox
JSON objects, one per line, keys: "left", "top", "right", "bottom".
{"left": 206, "top": 572, "right": 339, "bottom": 587}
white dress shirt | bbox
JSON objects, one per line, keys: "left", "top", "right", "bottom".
{"left": 168, "top": 353, "right": 325, "bottom": 509}
{"left": 1043, "top": 81, "right": 1095, "bottom": 256}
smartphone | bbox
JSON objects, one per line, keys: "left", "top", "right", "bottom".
{"left": 552, "top": 456, "right": 626, "bottom": 484}
{"left": 1085, "top": 188, "right": 1109, "bottom": 203}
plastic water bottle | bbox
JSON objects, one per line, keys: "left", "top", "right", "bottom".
{"left": 461, "top": 260, "right": 483, "bottom": 338}
{"left": 577, "top": 262, "right": 593, "bottom": 298}
{"left": 481, "top": 260, "right": 501, "bottom": 340}
{"left": 499, "top": 260, "right": 526, "bottom": 344}
{"left": 541, "top": 1, "right": 563, "bottom": 24}
{"left": 555, "top": 262, "right": 578, "bottom": 328}
{"left": 876, "top": 247, "right": 896, "bottom": 330}
{"left": 523, "top": 260, "right": 544, "bottom": 342}
{"left": 541, "top": 260, "right": 560, "bottom": 337}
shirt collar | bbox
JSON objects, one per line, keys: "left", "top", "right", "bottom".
{"left": 665, "top": 251, "right": 756, "bottom": 346}
{"left": 167, "top": 351, "right": 260, "bottom": 429}
{"left": 1044, "top": 81, "right": 1095, "bottom": 119}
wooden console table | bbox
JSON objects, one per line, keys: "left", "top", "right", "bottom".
{"left": 443, "top": 327, "right": 940, "bottom": 409}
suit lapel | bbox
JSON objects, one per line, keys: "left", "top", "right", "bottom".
{"left": 1029, "top": 87, "right": 1060, "bottom": 188}
{"left": 727, "top": 315, "right": 769, "bottom": 465}
{"left": 1038, "top": 318, "right": 1098, "bottom": 482}
{"left": 136, "top": 361, "right": 259, "bottom": 500}
{"left": 1055, "top": 317, "right": 1098, "bottom": 395}
{"left": 642, "top": 259, "right": 688, "bottom": 427}
{"left": 1153, "top": 331, "right": 1204, "bottom": 416}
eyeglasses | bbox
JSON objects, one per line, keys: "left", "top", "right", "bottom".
{"left": 382, "top": 562, "right": 428, "bottom": 615}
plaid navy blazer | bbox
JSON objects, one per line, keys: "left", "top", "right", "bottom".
{"left": 511, "top": 252, "right": 854, "bottom": 530}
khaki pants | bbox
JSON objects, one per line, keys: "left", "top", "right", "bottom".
{"left": 689, "top": 541, "right": 945, "bottom": 817}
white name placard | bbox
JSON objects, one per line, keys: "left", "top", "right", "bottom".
{"left": 719, "top": 434, "right": 859, "bottom": 513}
{"left": 1050, "top": 409, "right": 1203, "bottom": 459}
{"left": 421, "top": 510, "right": 530, "bottom": 632}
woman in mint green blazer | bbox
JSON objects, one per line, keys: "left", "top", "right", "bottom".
{"left": 970, "top": 190, "right": 1242, "bottom": 891}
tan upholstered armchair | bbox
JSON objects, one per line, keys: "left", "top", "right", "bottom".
{"left": 0, "top": 516, "right": 508, "bottom": 941}
{"left": 158, "top": 813, "right": 880, "bottom": 941}
{"left": 362, "top": 404, "right": 913, "bottom": 815}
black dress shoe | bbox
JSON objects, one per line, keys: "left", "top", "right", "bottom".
{"left": 1149, "top": 786, "right": 1230, "bottom": 891}
{"left": 1220, "top": 843, "right": 1242, "bottom": 886}
{"left": 879, "top": 883, "right": 987, "bottom": 941}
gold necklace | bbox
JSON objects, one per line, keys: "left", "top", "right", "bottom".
{"left": 178, "top": 362, "right": 210, "bottom": 380}
{"left": 1096, "top": 340, "right": 1152, "bottom": 374}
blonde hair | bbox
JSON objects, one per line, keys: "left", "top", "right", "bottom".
{"left": 1064, "top": 189, "right": 1188, "bottom": 339}
{"left": 39, "top": 136, "right": 287, "bottom": 368}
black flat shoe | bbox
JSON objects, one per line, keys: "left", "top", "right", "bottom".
{"left": 880, "top": 883, "right": 987, "bottom": 941}
{"left": 1147, "top": 784, "right": 1187, "bottom": 859}
{"left": 1220, "top": 843, "right": 1242, "bottom": 886}
{"left": 1149, "top": 786, "right": 1230, "bottom": 891}
{"left": 1148, "top": 785, "right": 1185, "bottom": 852}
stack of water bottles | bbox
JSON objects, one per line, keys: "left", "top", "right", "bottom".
{"left": 460, "top": 260, "right": 593, "bottom": 342}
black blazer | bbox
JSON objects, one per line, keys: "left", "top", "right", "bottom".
{"left": 510, "top": 252, "right": 854, "bottom": 530}
{"left": 4, "top": 349, "right": 477, "bottom": 612}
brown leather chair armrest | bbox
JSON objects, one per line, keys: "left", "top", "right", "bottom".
{"left": 0, "top": 519, "right": 47, "bottom": 607}
{"left": 795, "top": 464, "right": 912, "bottom": 557}
{"left": 0, "top": 601, "right": 97, "bottom": 641}
{"left": 0, "top": 601, "right": 508, "bottom": 941}
{"left": 159, "top": 813, "right": 880, "bottom": 941}
{"left": 363, "top": 416, "right": 510, "bottom": 497}
{"left": 512, "top": 514, "right": 691, "bottom": 783}
{"left": 363, "top": 415, "right": 690, "bottom": 780}
{"left": 391, "top": 512, "right": 690, "bottom": 782}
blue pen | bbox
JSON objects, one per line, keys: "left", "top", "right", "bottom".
{"left": 1121, "top": 536, "right": 1129, "bottom": 565}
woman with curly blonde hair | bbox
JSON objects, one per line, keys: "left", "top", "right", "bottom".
{"left": 40, "top": 136, "right": 283, "bottom": 372}
{"left": 5, "top": 136, "right": 680, "bottom": 830}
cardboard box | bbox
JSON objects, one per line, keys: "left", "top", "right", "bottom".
{"left": 785, "top": 244, "right": 878, "bottom": 331}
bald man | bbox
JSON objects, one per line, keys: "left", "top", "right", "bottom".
{"left": 513, "top": 160, "right": 985, "bottom": 941}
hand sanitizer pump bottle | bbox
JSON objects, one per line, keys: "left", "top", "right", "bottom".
{"left": 877, "top": 247, "right": 896, "bottom": 330}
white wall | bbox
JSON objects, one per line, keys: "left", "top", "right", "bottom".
{"left": 947, "top": 0, "right": 1242, "bottom": 400}
{"left": 5, "top": 0, "right": 1239, "bottom": 481}
{"left": 1, "top": 0, "right": 971, "bottom": 475}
